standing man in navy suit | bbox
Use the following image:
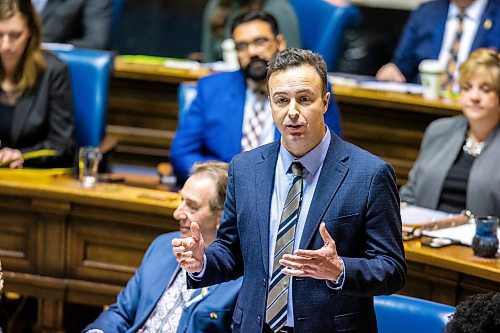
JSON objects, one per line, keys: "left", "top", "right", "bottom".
{"left": 84, "top": 161, "right": 241, "bottom": 333}
{"left": 170, "top": 11, "right": 342, "bottom": 184}
{"left": 173, "top": 48, "right": 406, "bottom": 333}
{"left": 377, "top": 0, "right": 500, "bottom": 83}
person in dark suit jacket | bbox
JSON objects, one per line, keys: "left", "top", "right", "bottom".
{"left": 376, "top": 0, "right": 500, "bottom": 83}
{"left": 400, "top": 48, "right": 500, "bottom": 217}
{"left": 0, "top": 0, "right": 74, "bottom": 168}
{"left": 170, "top": 11, "right": 341, "bottom": 184}
{"left": 201, "top": 0, "right": 301, "bottom": 62}
{"left": 173, "top": 48, "right": 406, "bottom": 333}
{"left": 83, "top": 161, "right": 241, "bottom": 333}
{"left": 37, "top": 0, "right": 112, "bottom": 50}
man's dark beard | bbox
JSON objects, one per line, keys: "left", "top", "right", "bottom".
{"left": 243, "top": 57, "right": 268, "bottom": 82}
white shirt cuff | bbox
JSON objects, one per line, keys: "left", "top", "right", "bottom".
{"left": 326, "top": 258, "right": 345, "bottom": 290}
{"left": 187, "top": 254, "right": 207, "bottom": 280}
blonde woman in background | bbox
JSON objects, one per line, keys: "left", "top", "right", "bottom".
{"left": 400, "top": 48, "right": 500, "bottom": 217}
{"left": 0, "top": 0, "right": 74, "bottom": 168}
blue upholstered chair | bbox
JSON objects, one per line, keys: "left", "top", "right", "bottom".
{"left": 52, "top": 48, "right": 114, "bottom": 148}
{"left": 374, "top": 295, "right": 455, "bottom": 333}
{"left": 290, "top": 0, "right": 362, "bottom": 70}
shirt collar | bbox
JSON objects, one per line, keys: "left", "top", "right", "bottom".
{"left": 448, "top": 0, "right": 487, "bottom": 21}
{"left": 279, "top": 128, "right": 331, "bottom": 176}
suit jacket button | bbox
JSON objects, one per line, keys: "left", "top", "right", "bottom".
{"left": 257, "top": 315, "right": 262, "bottom": 324}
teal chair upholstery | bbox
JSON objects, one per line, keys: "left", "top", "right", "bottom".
{"left": 290, "top": 0, "right": 362, "bottom": 70}
{"left": 374, "top": 295, "right": 455, "bottom": 333}
{"left": 52, "top": 48, "right": 114, "bottom": 148}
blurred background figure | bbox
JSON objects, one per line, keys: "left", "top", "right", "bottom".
{"left": 0, "top": 0, "right": 74, "bottom": 168}
{"left": 400, "top": 48, "right": 500, "bottom": 217}
{"left": 376, "top": 0, "right": 500, "bottom": 85}
{"left": 445, "top": 292, "right": 500, "bottom": 333}
{"left": 83, "top": 161, "right": 241, "bottom": 333}
{"left": 32, "top": 0, "right": 112, "bottom": 49}
{"left": 170, "top": 11, "right": 341, "bottom": 184}
{"left": 201, "top": 0, "right": 301, "bottom": 62}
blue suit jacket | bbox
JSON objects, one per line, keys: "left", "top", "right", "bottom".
{"left": 83, "top": 232, "right": 241, "bottom": 333}
{"left": 170, "top": 70, "right": 342, "bottom": 183}
{"left": 393, "top": 0, "right": 500, "bottom": 82}
{"left": 188, "top": 132, "right": 407, "bottom": 332}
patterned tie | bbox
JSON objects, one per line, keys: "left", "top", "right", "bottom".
{"left": 241, "top": 91, "right": 267, "bottom": 152}
{"left": 266, "top": 162, "right": 303, "bottom": 332}
{"left": 444, "top": 11, "right": 466, "bottom": 92}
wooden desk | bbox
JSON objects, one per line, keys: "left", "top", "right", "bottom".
{"left": 402, "top": 239, "right": 499, "bottom": 305}
{"left": 1, "top": 173, "right": 498, "bottom": 331}
{"left": 0, "top": 173, "right": 180, "bottom": 332}
{"left": 108, "top": 60, "right": 462, "bottom": 185}
{"left": 108, "top": 58, "right": 211, "bottom": 167}
{"left": 333, "top": 85, "right": 461, "bottom": 185}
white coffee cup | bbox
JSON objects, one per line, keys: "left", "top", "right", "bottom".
{"left": 78, "top": 146, "right": 102, "bottom": 188}
{"left": 419, "top": 59, "right": 445, "bottom": 100}
{"left": 221, "top": 38, "right": 240, "bottom": 71}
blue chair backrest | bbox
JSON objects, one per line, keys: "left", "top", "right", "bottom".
{"left": 290, "top": 0, "right": 362, "bottom": 70}
{"left": 178, "top": 81, "right": 198, "bottom": 126}
{"left": 52, "top": 49, "right": 114, "bottom": 147}
{"left": 374, "top": 295, "right": 455, "bottom": 333}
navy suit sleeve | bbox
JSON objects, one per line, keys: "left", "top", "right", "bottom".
{"left": 341, "top": 162, "right": 407, "bottom": 296}
{"left": 391, "top": 6, "right": 425, "bottom": 82}
{"left": 188, "top": 160, "right": 244, "bottom": 288}
{"left": 82, "top": 239, "right": 159, "bottom": 332}
{"left": 324, "top": 82, "right": 342, "bottom": 137}
{"left": 171, "top": 79, "right": 214, "bottom": 183}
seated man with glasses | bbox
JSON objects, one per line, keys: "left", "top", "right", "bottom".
{"left": 170, "top": 10, "right": 342, "bottom": 184}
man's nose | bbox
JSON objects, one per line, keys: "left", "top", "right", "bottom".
{"left": 173, "top": 202, "right": 186, "bottom": 220}
{"left": 287, "top": 99, "right": 299, "bottom": 118}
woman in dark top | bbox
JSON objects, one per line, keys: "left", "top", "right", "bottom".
{"left": 0, "top": 0, "right": 74, "bottom": 168}
{"left": 400, "top": 48, "right": 500, "bottom": 217}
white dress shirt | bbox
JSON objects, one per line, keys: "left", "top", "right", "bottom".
{"left": 438, "top": 0, "right": 488, "bottom": 89}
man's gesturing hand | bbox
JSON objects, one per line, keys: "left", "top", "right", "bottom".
{"left": 280, "top": 222, "right": 344, "bottom": 281}
{"left": 172, "top": 222, "right": 205, "bottom": 273}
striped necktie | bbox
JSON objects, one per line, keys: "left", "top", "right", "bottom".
{"left": 241, "top": 90, "right": 267, "bottom": 152}
{"left": 266, "top": 162, "right": 303, "bottom": 332}
{"left": 444, "top": 11, "right": 466, "bottom": 92}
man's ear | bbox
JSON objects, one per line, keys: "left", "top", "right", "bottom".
{"left": 276, "top": 34, "right": 286, "bottom": 51}
{"left": 323, "top": 91, "right": 330, "bottom": 113}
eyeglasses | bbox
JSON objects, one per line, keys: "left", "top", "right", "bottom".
{"left": 234, "top": 37, "right": 271, "bottom": 52}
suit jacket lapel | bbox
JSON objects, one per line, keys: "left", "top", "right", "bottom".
{"left": 256, "top": 143, "right": 280, "bottom": 275}
{"left": 299, "top": 134, "right": 349, "bottom": 249}
{"left": 471, "top": 0, "right": 495, "bottom": 50}
{"left": 433, "top": 1, "right": 449, "bottom": 58}
{"left": 226, "top": 71, "right": 247, "bottom": 154}
{"left": 40, "top": 0, "right": 59, "bottom": 23}
{"left": 135, "top": 257, "right": 179, "bottom": 329}
{"left": 11, "top": 91, "right": 37, "bottom": 146}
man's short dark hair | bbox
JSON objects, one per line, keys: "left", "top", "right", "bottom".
{"left": 230, "top": 10, "right": 279, "bottom": 35}
{"left": 267, "top": 48, "right": 328, "bottom": 96}
{"left": 445, "top": 292, "right": 500, "bottom": 333}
